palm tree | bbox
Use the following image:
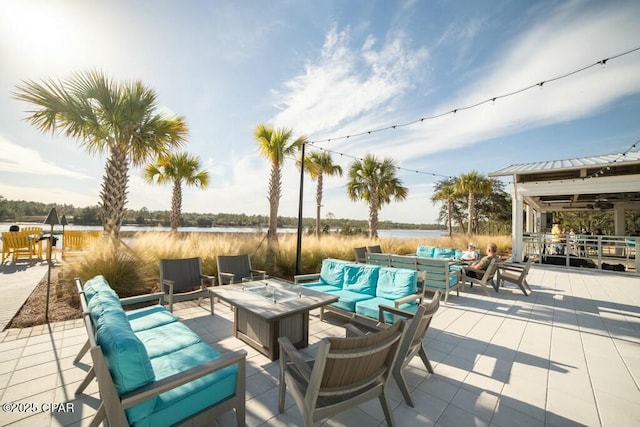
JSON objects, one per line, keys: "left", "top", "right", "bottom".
{"left": 13, "top": 70, "right": 187, "bottom": 239}
{"left": 297, "top": 151, "right": 343, "bottom": 237}
{"left": 455, "top": 171, "right": 493, "bottom": 235}
{"left": 346, "top": 154, "right": 408, "bottom": 238}
{"left": 144, "top": 152, "right": 209, "bottom": 231}
{"left": 431, "top": 178, "right": 458, "bottom": 237}
{"left": 254, "top": 124, "right": 307, "bottom": 240}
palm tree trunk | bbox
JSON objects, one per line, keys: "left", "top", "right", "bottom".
{"left": 101, "top": 146, "right": 129, "bottom": 240}
{"left": 447, "top": 199, "right": 453, "bottom": 237}
{"left": 170, "top": 179, "right": 182, "bottom": 231}
{"left": 369, "top": 196, "right": 380, "bottom": 239}
{"left": 467, "top": 192, "right": 475, "bottom": 235}
{"left": 316, "top": 174, "right": 323, "bottom": 237}
{"left": 268, "top": 163, "right": 281, "bottom": 240}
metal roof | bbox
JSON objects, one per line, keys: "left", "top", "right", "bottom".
{"left": 489, "top": 151, "right": 640, "bottom": 176}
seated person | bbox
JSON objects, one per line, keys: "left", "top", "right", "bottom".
{"left": 464, "top": 243, "right": 500, "bottom": 279}
{"left": 460, "top": 242, "right": 479, "bottom": 262}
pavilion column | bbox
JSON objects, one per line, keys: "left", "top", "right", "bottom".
{"left": 526, "top": 204, "right": 535, "bottom": 232}
{"left": 613, "top": 204, "right": 626, "bottom": 236}
{"left": 512, "top": 185, "right": 524, "bottom": 262}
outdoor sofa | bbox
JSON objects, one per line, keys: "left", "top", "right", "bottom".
{"left": 75, "top": 275, "right": 246, "bottom": 427}
{"left": 294, "top": 258, "right": 421, "bottom": 323}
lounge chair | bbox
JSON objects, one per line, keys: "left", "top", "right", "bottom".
{"left": 497, "top": 258, "right": 533, "bottom": 295}
{"left": 216, "top": 254, "right": 266, "bottom": 285}
{"left": 278, "top": 320, "right": 406, "bottom": 427}
{"left": 159, "top": 257, "right": 215, "bottom": 312}
{"left": 346, "top": 291, "right": 441, "bottom": 407}
{"left": 1, "top": 231, "right": 35, "bottom": 263}
{"left": 461, "top": 258, "right": 500, "bottom": 296}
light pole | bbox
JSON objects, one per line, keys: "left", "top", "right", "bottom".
{"left": 295, "top": 142, "right": 306, "bottom": 275}
{"left": 43, "top": 208, "right": 60, "bottom": 322}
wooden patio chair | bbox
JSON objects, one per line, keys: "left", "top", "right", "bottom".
{"left": 216, "top": 254, "right": 266, "bottom": 285}
{"left": 21, "top": 227, "right": 43, "bottom": 259}
{"left": 278, "top": 320, "right": 406, "bottom": 427}
{"left": 461, "top": 258, "right": 500, "bottom": 296}
{"left": 159, "top": 257, "right": 215, "bottom": 312}
{"left": 346, "top": 291, "right": 441, "bottom": 407}
{"left": 353, "top": 246, "right": 367, "bottom": 263}
{"left": 366, "top": 245, "right": 383, "bottom": 253}
{"left": 1, "top": 231, "right": 34, "bottom": 263}
{"left": 497, "top": 258, "right": 533, "bottom": 295}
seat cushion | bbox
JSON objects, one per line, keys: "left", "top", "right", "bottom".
{"left": 376, "top": 268, "right": 417, "bottom": 300}
{"left": 355, "top": 297, "right": 417, "bottom": 323}
{"left": 342, "top": 264, "right": 379, "bottom": 296}
{"left": 129, "top": 342, "right": 238, "bottom": 427}
{"left": 135, "top": 322, "right": 203, "bottom": 358}
{"left": 300, "top": 283, "right": 342, "bottom": 293}
{"left": 329, "top": 290, "right": 375, "bottom": 312}
{"left": 88, "top": 290, "right": 125, "bottom": 324}
{"left": 319, "top": 258, "right": 348, "bottom": 288}
{"left": 127, "top": 305, "right": 178, "bottom": 332}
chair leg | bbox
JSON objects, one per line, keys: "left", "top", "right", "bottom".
{"left": 73, "top": 339, "right": 90, "bottom": 364}
{"left": 75, "top": 366, "right": 95, "bottom": 395}
{"left": 418, "top": 346, "right": 434, "bottom": 374}
{"left": 89, "top": 402, "right": 106, "bottom": 427}
{"left": 278, "top": 362, "right": 286, "bottom": 413}
{"left": 392, "top": 368, "right": 414, "bottom": 407}
{"left": 379, "top": 390, "right": 396, "bottom": 427}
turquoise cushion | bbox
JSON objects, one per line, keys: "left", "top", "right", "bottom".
{"left": 330, "top": 290, "right": 374, "bottom": 312}
{"left": 434, "top": 247, "right": 455, "bottom": 258}
{"left": 88, "top": 291, "right": 125, "bottom": 324}
{"left": 127, "top": 305, "right": 178, "bottom": 332}
{"left": 376, "top": 268, "right": 417, "bottom": 300}
{"left": 342, "top": 264, "right": 379, "bottom": 296}
{"left": 416, "top": 245, "right": 436, "bottom": 258}
{"left": 423, "top": 273, "right": 459, "bottom": 289}
{"left": 355, "top": 297, "right": 417, "bottom": 323}
{"left": 83, "top": 275, "right": 117, "bottom": 302}
{"left": 130, "top": 342, "right": 238, "bottom": 427}
{"left": 455, "top": 250, "right": 464, "bottom": 259}
{"left": 319, "top": 258, "right": 348, "bottom": 288}
{"left": 96, "top": 313, "right": 156, "bottom": 397}
{"left": 136, "top": 322, "right": 203, "bottom": 358}
{"left": 300, "top": 283, "right": 342, "bottom": 293}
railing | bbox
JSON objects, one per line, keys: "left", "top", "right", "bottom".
{"left": 522, "top": 233, "right": 638, "bottom": 274}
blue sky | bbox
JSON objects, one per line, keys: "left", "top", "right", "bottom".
{"left": 1, "top": 0, "right": 639, "bottom": 225}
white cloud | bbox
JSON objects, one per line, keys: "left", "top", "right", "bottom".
{"left": 0, "top": 136, "right": 94, "bottom": 180}
{"left": 271, "top": 25, "right": 429, "bottom": 135}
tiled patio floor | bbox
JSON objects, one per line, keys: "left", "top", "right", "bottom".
{"left": 1, "top": 265, "right": 639, "bottom": 426}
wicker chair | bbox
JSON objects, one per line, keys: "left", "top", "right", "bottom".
{"left": 278, "top": 320, "right": 406, "bottom": 427}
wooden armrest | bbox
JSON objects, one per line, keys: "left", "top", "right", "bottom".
{"left": 120, "top": 349, "right": 247, "bottom": 409}
{"left": 200, "top": 274, "right": 216, "bottom": 286}
{"left": 160, "top": 279, "right": 175, "bottom": 293}
{"left": 498, "top": 263, "right": 525, "bottom": 272}
{"left": 250, "top": 269, "right": 267, "bottom": 277}
{"left": 464, "top": 266, "right": 483, "bottom": 274}
{"left": 294, "top": 273, "right": 320, "bottom": 285}
{"left": 379, "top": 304, "right": 415, "bottom": 323}
{"left": 278, "top": 337, "right": 311, "bottom": 381}
{"left": 119, "top": 292, "right": 165, "bottom": 307}
{"left": 393, "top": 294, "right": 421, "bottom": 306}
{"left": 344, "top": 323, "right": 368, "bottom": 337}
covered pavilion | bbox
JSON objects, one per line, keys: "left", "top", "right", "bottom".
{"left": 490, "top": 151, "right": 640, "bottom": 271}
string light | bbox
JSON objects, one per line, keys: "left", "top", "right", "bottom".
{"left": 306, "top": 45, "right": 640, "bottom": 146}
{"left": 584, "top": 140, "right": 639, "bottom": 180}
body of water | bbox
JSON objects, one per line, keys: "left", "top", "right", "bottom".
{"left": 0, "top": 223, "right": 445, "bottom": 240}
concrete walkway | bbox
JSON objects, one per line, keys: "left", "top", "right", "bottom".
{"left": 0, "top": 262, "right": 48, "bottom": 330}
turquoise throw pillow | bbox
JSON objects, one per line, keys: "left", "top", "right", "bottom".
{"left": 319, "top": 258, "right": 347, "bottom": 288}
{"left": 376, "top": 268, "right": 417, "bottom": 299}
{"left": 342, "top": 263, "right": 379, "bottom": 296}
